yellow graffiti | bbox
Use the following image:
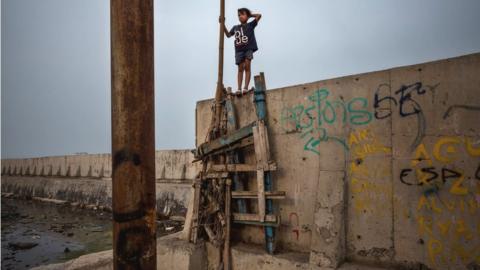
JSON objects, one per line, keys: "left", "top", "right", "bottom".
{"left": 351, "top": 177, "right": 391, "bottom": 194}
{"left": 450, "top": 243, "right": 480, "bottom": 264}
{"left": 417, "top": 196, "right": 479, "bottom": 214}
{"left": 411, "top": 143, "right": 432, "bottom": 167}
{"left": 348, "top": 128, "right": 392, "bottom": 216}
{"left": 350, "top": 161, "right": 369, "bottom": 178}
{"left": 450, "top": 174, "right": 468, "bottom": 195}
{"left": 348, "top": 129, "right": 371, "bottom": 146}
{"left": 433, "top": 137, "right": 461, "bottom": 163}
{"left": 413, "top": 136, "right": 479, "bottom": 166}
{"left": 437, "top": 220, "right": 451, "bottom": 236}
{"left": 455, "top": 219, "right": 474, "bottom": 241}
{"left": 417, "top": 215, "right": 433, "bottom": 236}
{"left": 427, "top": 237, "right": 480, "bottom": 266}
{"left": 428, "top": 238, "right": 445, "bottom": 266}
{"left": 465, "top": 138, "right": 480, "bottom": 157}
{"left": 413, "top": 136, "right": 480, "bottom": 268}
{"left": 348, "top": 129, "right": 391, "bottom": 159}
{"left": 417, "top": 195, "right": 442, "bottom": 213}
{"left": 411, "top": 137, "right": 480, "bottom": 167}
{"left": 417, "top": 219, "right": 480, "bottom": 265}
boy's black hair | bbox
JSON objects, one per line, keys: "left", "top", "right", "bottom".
{"left": 237, "top": 8, "right": 252, "bottom": 17}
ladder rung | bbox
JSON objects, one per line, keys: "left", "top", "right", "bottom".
{"left": 233, "top": 213, "right": 278, "bottom": 223}
{"left": 233, "top": 220, "right": 280, "bottom": 227}
{"left": 209, "top": 162, "right": 277, "bottom": 173}
{"left": 232, "top": 191, "right": 285, "bottom": 199}
{"left": 204, "top": 172, "right": 229, "bottom": 179}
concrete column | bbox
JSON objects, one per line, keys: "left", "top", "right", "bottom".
{"left": 309, "top": 170, "right": 346, "bottom": 269}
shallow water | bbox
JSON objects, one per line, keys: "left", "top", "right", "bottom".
{"left": 1, "top": 198, "right": 183, "bottom": 270}
{"left": 1, "top": 198, "right": 112, "bottom": 269}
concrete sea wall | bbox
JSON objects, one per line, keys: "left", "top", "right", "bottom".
{"left": 3, "top": 53, "right": 479, "bottom": 270}
{"left": 195, "top": 53, "right": 480, "bottom": 269}
{"left": 1, "top": 150, "right": 198, "bottom": 217}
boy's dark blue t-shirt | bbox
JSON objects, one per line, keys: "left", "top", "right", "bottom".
{"left": 229, "top": 19, "right": 258, "bottom": 52}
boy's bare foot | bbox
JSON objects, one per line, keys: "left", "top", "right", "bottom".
{"left": 243, "top": 87, "right": 254, "bottom": 94}
{"left": 235, "top": 90, "right": 242, "bottom": 96}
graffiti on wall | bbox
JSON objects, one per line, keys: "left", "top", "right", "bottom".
{"left": 280, "top": 88, "right": 372, "bottom": 155}
{"left": 399, "top": 136, "right": 480, "bottom": 267}
{"left": 277, "top": 79, "right": 478, "bottom": 267}
{"left": 280, "top": 82, "right": 439, "bottom": 156}
{"left": 348, "top": 128, "right": 392, "bottom": 215}
{"left": 399, "top": 137, "right": 480, "bottom": 194}
{"left": 374, "top": 82, "right": 439, "bottom": 152}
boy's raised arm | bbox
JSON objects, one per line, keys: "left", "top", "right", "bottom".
{"left": 251, "top": 13, "right": 262, "bottom": 22}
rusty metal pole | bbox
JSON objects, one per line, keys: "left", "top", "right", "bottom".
{"left": 110, "top": 0, "right": 156, "bottom": 269}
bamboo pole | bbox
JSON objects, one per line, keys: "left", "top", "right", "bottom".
{"left": 213, "top": 0, "right": 226, "bottom": 136}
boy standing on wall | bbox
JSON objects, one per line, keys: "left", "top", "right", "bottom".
{"left": 222, "top": 8, "right": 261, "bottom": 95}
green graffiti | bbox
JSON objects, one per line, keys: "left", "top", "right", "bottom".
{"left": 280, "top": 88, "right": 372, "bottom": 155}
{"left": 348, "top": 97, "right": 372, "bottom": 125}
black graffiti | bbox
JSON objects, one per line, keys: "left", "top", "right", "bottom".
{"left": 400, "top": 166, "right": 462, "bottom": 186}
{"left": 395, "top": 83, "right": 427, "bottom": 117}
{"left": 443, "top": 104, "right": 480, "bottom": 119}
{"left": 374, "top": 82, "right": 439, "bottom": 151}
{"left": 373, "top": 84, "right": 395, "bottom": 119}
{"left": 374, "top": 82, "right": 439, "bottom": 119}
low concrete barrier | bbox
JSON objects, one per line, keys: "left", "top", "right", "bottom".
{"left": 1, "top": 150, "right": 198, "bottom": 180}
{"left": 1, "top": 150, "right": 198, "bottom": 217}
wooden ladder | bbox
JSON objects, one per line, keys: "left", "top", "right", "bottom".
{"left": 189, "top": 73, "right": 284, "bottom": 255}
{"left": 206, "top": 119, "right": 285, "bottom": 227}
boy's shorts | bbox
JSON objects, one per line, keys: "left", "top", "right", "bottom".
{"left": 235, "top": 50, "right": 254, "bottom": 65}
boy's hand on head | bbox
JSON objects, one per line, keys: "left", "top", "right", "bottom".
{"left": 251, "top": 12, "right": 262, "bottom": 22}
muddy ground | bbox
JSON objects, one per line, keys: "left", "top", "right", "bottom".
{"left": 1, "top": 198, "right": 183, "bottom": 270}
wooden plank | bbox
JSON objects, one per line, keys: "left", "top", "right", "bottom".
{"left": 204, "top": 225, "right": 219, "bottom": 246}
{"left": 258, "top": 121, "right": 271, "bottom": 160}
{"left": 182, "top": 186, "right": 195, "bottom": 241}
{"left": 194, "top": 136, "right": 254, "bottom": 162}
{"left": 232, "top": 191, "right": 286, "bottom": 199}
{"left": 193, "top": 121, "right": 255, "bottom": 159}
{"left": 257, "top": 169, "right": 265, "bottom": 222}
{"left": 233, "top": 213, "right": 278, "bottom": 223}
{"left": 235, "top": 136, "right": 254, "bottom": 149}
{"left": 253, "top": 123, "right": 266, "bottom": 166}
{"left": 233, "top": 220, "right": 280, "bottom": 227}
{"left": 223, "top": 179, "right": 232, "bottom": 270}
{"left": 209, "top": 162, "right": 277, "bottom": 173}
{"left": 205, "top": 172, "right": 228, "bottom": 179}
{"left": 253, "top": 122, "right": 268, "bottom": 223}
{"left": 190, "top": 179, "right": 202, "bottom": 243}
{"left": 262, "top": 124, "right": 271, "bottom": 159}
{"left": 210, "top": 163, "right": 255, "bottom": 172}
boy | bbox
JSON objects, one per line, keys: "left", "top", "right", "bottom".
{"left": 223, "top": 8, "right": 261, "bottom": 95}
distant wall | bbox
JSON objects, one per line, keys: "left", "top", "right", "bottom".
{"left": 1, "top": 150, "right": 198, "bottom": 217}
{"left": 1, "top": 150, "right": 197, "bottom": 180}
{"left": 195, "top": 53, "right": 480, "bottom": 269}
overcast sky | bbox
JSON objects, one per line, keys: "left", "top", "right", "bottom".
{"left": 2, "top": 0, "right": 480, "bottom": 158}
